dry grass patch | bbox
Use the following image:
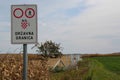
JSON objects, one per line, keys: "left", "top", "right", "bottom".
{"left": 0, "top": 54, "right": 49, "bottom": 80}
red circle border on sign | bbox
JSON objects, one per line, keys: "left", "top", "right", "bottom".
{"left": 25, "top": 8, "right": 35, "bottom": 18}
{"left": 13, "top": 8, "right": 23, "bottom": 18}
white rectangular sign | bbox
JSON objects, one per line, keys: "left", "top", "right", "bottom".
{"left": 11, "top": 5, "right": 37, "bottom": 44}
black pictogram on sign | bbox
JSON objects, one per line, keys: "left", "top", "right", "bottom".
{"left": 25, "top": 8, "right": 35, "bottom": 18}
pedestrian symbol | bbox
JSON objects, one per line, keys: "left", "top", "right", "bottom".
{"left": 25, "top": 8, "right": 35, "bottom": 18}
{"left": 29, "top": 11, "right": 32, "bottom": 15}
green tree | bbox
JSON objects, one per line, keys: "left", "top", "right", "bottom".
{"left": 37, "top": 40, "right": 63, "bottom": 58}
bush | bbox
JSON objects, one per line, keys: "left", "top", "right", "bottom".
{"left": 53, "top": 66, "right": 65, "bottom": 73}
{"left": 60, "top": 74, "right": 71, "bottom": 80}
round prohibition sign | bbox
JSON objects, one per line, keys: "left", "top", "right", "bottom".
{"left": 13, "top": 8, "right": 23, "bottom": 18}
{"left": 25, "top": 8, "right": 35, "bottom": 18}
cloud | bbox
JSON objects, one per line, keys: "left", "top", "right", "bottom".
{"left": 1, "top": 0, "right": 120, "bottom": 53}
{"left": 38, "top": 0, "right": 83, "bottom": 17}
{"left": 38, "top": 0, "right": 120, "bottom": 53}
{"left": 64, "top": 0, "right": 120, "bottom": 53}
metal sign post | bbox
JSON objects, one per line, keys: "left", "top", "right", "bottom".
{"left": 11, "top": 5, "right": 37, "bottom": 80}
{"left": 23, "top": 44, "right": 27, "bottom": 80}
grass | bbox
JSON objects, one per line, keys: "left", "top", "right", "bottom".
{"left": 50, "top": 56, "right": 120, "bottom": 80}
{"left": 50, "top": 59, "right": 90, "bottom": 80}
{"left": 87, "top": 59, "right": 120, "bottom": 80}
{"left": 92, "top": 56, "right": 120, "bottom": 74}
{"left": 2, "top": 54, "right": 119, "bottom": 80}
{"left": 85, "top": 56, "right": 120, "bottom": 80}
{"left": 50, "top": 71, "right": 65, "bottom": 80}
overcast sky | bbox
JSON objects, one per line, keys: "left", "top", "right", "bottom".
{"left": 0, "top": 0, "right": 120, "bottom": 54}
